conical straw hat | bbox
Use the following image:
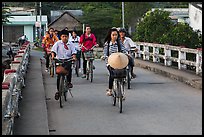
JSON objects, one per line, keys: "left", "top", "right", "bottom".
{"left": 108, "top": 52, "right": 129, "bottom": 69}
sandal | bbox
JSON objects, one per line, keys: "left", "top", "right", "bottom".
{"left": 106, "top": 89, "right": 113, "bottom": 96}
{"left": 55, "top": 92, "right": 60, "bottom": 100}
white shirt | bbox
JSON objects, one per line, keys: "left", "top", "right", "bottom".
{"left": 121, "top": 37, "right": 136, "bottom": 52}
{"left": 69, "top": 36, "right": 80, "bottom": 51}
{"left": 51, "top": 40, "right": 77, "bottom": 59}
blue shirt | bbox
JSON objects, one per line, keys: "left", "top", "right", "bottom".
{"left": 51, "top": 40, "right": 77, "bottom": 59}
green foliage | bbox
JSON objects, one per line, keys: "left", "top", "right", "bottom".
{"left": 133, "top": 9, "right": 173, "bottom": 43}
{"left": 133, "top": 9, "right": 201, "bottom": 49}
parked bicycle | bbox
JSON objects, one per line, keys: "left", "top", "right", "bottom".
{"left": 54, "top": 57, "right": 74, "bottom": 108}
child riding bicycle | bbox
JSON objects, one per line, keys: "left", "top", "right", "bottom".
{"left": 51, "top": 29, "right": 77, "bottom": 100}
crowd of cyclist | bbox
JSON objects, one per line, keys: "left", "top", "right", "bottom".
{"left": 41, "top": 24, "right": 138, "bottom": 100}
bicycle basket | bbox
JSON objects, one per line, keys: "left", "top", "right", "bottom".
{"left": 111, "top": 68, "right": 127, "bottom": 78}
{"left": 84, "top": 51, "right": 94, "bottom": 59}
{"left": 55, "top": 66, "right": 68, "bottom": 74}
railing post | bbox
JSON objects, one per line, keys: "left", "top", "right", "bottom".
{"left": 164, "top": 46, "right": 172, "bottom": 66}
{"left": 153, "top": 47, "right": 160, "bottom": 63}
{"left": 178, "top": 46, "right": 187, "bottom": 70}
{"left": 143, "top": 45, "right": 149, "bottom": 60}
{"left": 196, "top": 48, "right": 202, "bottom": 75}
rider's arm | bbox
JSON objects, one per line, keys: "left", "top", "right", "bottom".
{"left": 92, "top": 34, "right": 98, "bottom": 47}
{"left": 51, "top": 42, "right": 58, "bottom": 59}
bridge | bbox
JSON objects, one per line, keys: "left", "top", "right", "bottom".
{"left": 2, "top": 42, "right": 202, "bottom": 135}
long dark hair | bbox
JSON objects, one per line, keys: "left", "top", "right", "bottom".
{"left": 104, "top": 27, "right": 121, "bottom": 56}
{"left": 104, "top": 27, "right": 120, "bottom": 46}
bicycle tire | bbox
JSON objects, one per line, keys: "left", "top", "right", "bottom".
{"left": 90, "top": 60, "right": 93, "bottom": 82}
{"left": 127, "top": 68, "right": 131, "bottom": 89}
{"left": 86, "top": 60, "right": 89, "bottom": 80}
{"left": 64, "top": 77, "right": 68, "bottom": 101}
{"left": 117, "top": 80, "right": 123, "bottom": 113}
{"left": 50, "top": 63, "right": 54, "bottom": 77}
{"left": 59, "top": 75, "right": 64, "bottom": 108}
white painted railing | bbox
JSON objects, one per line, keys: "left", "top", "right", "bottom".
{"left": 2, "top": 41, "right": 31, "bottom": 135}
{"left": 133, "top": 42, "right": 202, "bottom": 76}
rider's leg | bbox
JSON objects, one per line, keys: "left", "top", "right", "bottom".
{"left": 65, "top": 62, "right": 73, "bottom": 88}
{"left": 45, "top": 53, "right": 50, "bottom": 71}
{"left": 106, "top": 65, "right": 113, "bottom": 96}
{"left": 55, "top": 74, "right": 60, "bottom": 100}
{"left": 82, "top": 52, "right": 87, "bottom": 78}
{"left": 129, "top": 57, "right": 136, "bottom": 78}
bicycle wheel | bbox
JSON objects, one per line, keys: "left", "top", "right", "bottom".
{"left": 59, "top": 75, "right": 64, "bottom": 108}
{"left": 64, "top": 77, "right": 68, "bottom": 102}
{"left": 50, "top": 62, "right": 54, "bottom": 77}
{"left": 127, "top": 67, "right": 131, "bottom": 89}
{"left": 112, "top": 80, "right": 117, "bottom": 106}
{"left": 89, "top": 60, "right": 93, "bottom": 82}
{"left": 86, "top": 60, "right": 89, "bottom": 80}
{"left": 49, "top": 55, "right": 53, "bottom": 77}
{"left": 117, "top": 80, "right": 123, "bottom": 113}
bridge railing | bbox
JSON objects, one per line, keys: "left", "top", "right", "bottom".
{"left": 2, "top": 41, "right": 31, "bottom": 135}
{"left": 133, "top": 42, "right": 202, "bottom": 76}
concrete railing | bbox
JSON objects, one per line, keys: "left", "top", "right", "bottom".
{"left": 133, "top": 42, "right": 202, "bottom": 76}
{"left": 2, "top": 41, "right": 31, "bottom": 135}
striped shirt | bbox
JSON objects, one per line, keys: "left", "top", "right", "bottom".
{"left": 51, "top": 40, "right": 77, "bottom": 59}
{"left": 103, "top": 41, "right": 128, "bottom": 64}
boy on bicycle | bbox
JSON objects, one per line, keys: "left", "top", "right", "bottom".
{"left": 51, "top": 29, "right": 77, "bottom": 100}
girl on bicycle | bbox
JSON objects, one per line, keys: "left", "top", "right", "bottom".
{"left": 79, "top": 24, "right": 99, "bottom": 78}
{"left": 42, "top": 27, "right": 59, "bottom": 72}
{"left": 69, "top": 29, "right": 81, "bottom": 72}
{"left": 103, "top": 27, "right": 128, "bottom": 96}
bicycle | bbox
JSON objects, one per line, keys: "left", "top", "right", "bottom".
{"left": 54, "top": 57, "right": 74, "bottom": 108}
{"left": 111, "top": 68, "right": 127, "bottom": 113}
{"left": 82, "top": 45, "right": 96, "bottom": 82}
{"left": 48, "top": 50, "right": 55, "bottom": 77}
{"left": 72, "top": 51, "right": 81, "bottom": 77}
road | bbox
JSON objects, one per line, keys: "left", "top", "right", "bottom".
{"left": 41, "top": 58, "right": 202, "bottom": 135}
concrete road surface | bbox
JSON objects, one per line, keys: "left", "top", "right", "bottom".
{"left": 42, "top": 58, "right": 202, "bottom": 135}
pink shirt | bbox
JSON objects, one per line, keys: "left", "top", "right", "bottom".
{"left": 79, "top": 33, "right": 97, "bottom": 52}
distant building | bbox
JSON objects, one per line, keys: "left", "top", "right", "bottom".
{"left": 48, "top": 11, "right": 83, "bottom": 32}
{"left": 2, "top": 7, "right": 48, "bottom": 42}
{"left": 50, "top": 10, "right": 83, "bottom": 22}
{"left": 189, "top": 3, "right": 202, "bottom": 34}
{"left": 151, "top": 8, "right": 189, "bottom": 24}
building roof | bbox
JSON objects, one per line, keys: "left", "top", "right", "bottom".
{"left": 48, "top": 11, "right": 83, "bottom": 31}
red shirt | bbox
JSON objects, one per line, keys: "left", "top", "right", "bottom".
{"left": 79, "top": 33, "right": 97, "bottom": 52}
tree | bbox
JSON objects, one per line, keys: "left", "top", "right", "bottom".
{"left": 133, "top": 9, "right": 173, "bottom": 43}
{"left": 124, "top": 2, "right": 152, "bottom": 33}
{"left": 2, "top": 7, "right": 12, "bottom": 24}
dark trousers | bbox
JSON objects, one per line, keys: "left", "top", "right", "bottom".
{"left": 82, "top": 52, "right": 87, "bottom": 74}
{"left": 107, "top": 65, "right": 114, "bottom": 89}
{"left": 45, "top": 53, "right": 50, "bottom": 69}
{"left": 57, "top": 62, "right": 72, "bottom": 91}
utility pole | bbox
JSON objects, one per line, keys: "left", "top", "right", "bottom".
{"left": 122, "top": 2, "right": 125, "bottom": 28}
{"left": 39, "top": 2, "right": 42, "bottom": 45}
{"left": 35, "top": 2, "right": 38, "bottom": 41}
